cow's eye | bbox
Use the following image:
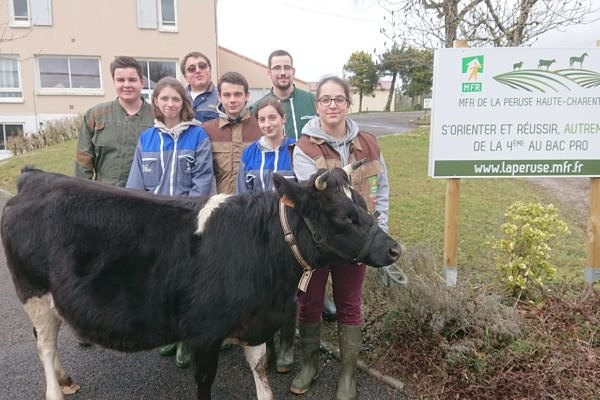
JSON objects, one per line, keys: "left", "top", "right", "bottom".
{"left": 343, "top": 212, "right": 358, "bottom": 225}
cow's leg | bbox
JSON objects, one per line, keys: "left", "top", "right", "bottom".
{"left": 243, "top": 343, "right": 274, "bottom": 400}
{"left": 192, "top": 345, "right": 220, "bottom": 400}
{"left": 23, "top": 294, "right": 67, "bottom": 400}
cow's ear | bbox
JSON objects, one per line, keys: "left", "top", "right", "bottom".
{"left": 273, "top": 173, "right": 302, "bottom": 205}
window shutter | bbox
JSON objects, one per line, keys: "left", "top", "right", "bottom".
{"left": 31, "top": 0, "right": 52, "bottom": 26}
{"left": 137, "top": 0, "right": 158, "bottom": 29}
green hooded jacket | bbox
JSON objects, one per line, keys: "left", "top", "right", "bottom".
{"left": 254, "top": 85, "right": 316, "bottom": 140}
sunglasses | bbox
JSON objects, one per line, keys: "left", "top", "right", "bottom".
{"left": 186, "top": 62, "right": 209, "bottom": 74}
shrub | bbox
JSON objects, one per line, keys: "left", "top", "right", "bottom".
{"left": 7, "top": 116, "right": 81, "bottom": 155}
{"left": 491, "top": 201, "right": 569, "bottom": 300}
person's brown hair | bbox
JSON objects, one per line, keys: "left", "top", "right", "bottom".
{"left": 180, "top": 51, "right": 211, "bottom": 75}
{"left": 267, "top": 49, "right": 293, "bottom": 68}
{"left": 253, "top": 96, "right": 285, "bottom": 118}
{"left": 110, "top": 56, "right": 144, "bottom": 80}
{"left": 217, "top": 72, "right": 249, "bottom": 94}
{"left": 315, "top": 75, "right": 352, "bottom": 105}
{"left": 151, "top": 77, "right": 195, "bottom": 122}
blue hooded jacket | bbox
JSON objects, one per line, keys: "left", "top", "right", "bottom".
{"left": 237, "top": 136, "right": 296, "bottom": 193}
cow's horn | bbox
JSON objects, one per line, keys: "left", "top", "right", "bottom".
{"left": 342, "top": 159, "right": 366, "bottom": 176}
{"left": 315, "top": 170, "right": 331, "bottom": 191}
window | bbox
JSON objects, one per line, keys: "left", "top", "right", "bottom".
{"left": 38, "top": 56, "right": 101, "bottom": 94}
{"left": 159, "top": 0, "right": 176, "bottom": 30}
{"left": 137, "top": 59, "right": 177, "bottom": 101}
{"left": 0, "top": 56, "right": 23, "bottom": 102}
{"left": 0, "top": 123, "right": 23, "bottom": 151}
{"left": 9, "top": 0, "right": 29, "bottom": 26}
{"left": 9, "top": 0, "right": 52, "bottom": 27}
{"left": 137, "top": 0, "right": 177, "bottom": 31}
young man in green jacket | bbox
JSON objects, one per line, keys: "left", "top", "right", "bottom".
{"left": 75, "top": 56, "right": 154, "bottom": 187}
{"left": 255, "top": 49, "right": 316, "bottom": 140}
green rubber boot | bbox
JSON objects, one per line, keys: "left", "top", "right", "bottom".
{"left": 159, "top": 342, "right": 177, "bottom": 356}
{"left": 276, "top": 318, "right": 296, "bottom": 373}
{"left": 336, "top": 324, "right": 362, "bottom": 400}
{"left": 175, "top": 341, "right": 191, "bottom": 369}
{"left": 289, "top": 322, "right": 321, "bottom": 395}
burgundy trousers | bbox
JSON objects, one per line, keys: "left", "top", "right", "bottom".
{"left": 296, "top": 262, "right": 366, "bottom": 326}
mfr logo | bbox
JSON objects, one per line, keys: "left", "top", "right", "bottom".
{"left": 461, "top": 55, "right": 484, "bottom": 92}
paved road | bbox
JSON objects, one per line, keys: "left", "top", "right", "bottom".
{"left": 0, "top": 189, "right": 404, "bottom": 399}
{"left": 351, "top": 111, "right": 423, "bottom": 136}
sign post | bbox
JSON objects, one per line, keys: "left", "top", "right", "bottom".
{"left": 430, "top": 44, "right": 600, "bottom": 284}
{"left": 585, "top": 40, "right": 600, "bottom": 284}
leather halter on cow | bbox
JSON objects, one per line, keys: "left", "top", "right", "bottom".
{"left": 279, "top": 160, "right": 379, "bottom": 292}
{"left": 1, "top": 166, "right": 401, "bottom": 400}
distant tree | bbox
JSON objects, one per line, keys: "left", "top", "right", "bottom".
{"left": 377, "top": 46, "right": 433, "bottom": 111}
{"left": 343, "top": 51, "right": 379, "bottom": 113}
{"left": 378, "top": 0, "right": 599, "bottom": 48}
{"left": 400, "top": 48, "right": 433, "bottom": 108}
{"left": 377, "top": 45, "right": 404, "bottom": 112}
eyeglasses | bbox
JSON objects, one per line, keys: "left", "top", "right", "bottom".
{"left": 270, "top": 64, "right": 293, "bottom": 73}
{"left": 317, "top": 96, "right": 348, "bottom": 106}
{"left": 186, "top": 62, "right": 209, "bottom": 74}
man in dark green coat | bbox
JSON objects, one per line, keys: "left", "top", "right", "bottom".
{"left": 255, "top": 49, "right": 316, "bottom": 140}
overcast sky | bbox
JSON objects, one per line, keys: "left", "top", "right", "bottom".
{"left": 217, "top": 0, "right": 600, "bottom": 82}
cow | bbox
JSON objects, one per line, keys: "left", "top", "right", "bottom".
{"left": 1, "top": 166, "right": 401, "bottom": 400}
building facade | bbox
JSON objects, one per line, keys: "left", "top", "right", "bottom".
{"left": 0, "top": 0, "right": 218, "bottom": 150}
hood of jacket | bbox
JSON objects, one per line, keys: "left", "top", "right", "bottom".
{"left": 216, "top": 103, "right": 250, "bottom": 125}
{"left": 301, "top": 117, "right": 360, "bottom": 165}
{"left": 154, "top": 119, "right": 202, "bottom": 139}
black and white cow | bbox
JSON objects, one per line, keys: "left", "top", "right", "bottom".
{"left": 1, "top": 166, "right": 401, "bottom": 400}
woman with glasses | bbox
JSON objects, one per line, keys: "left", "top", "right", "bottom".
{"left": 291, "top": 75, "right": 390, "bottom": 400}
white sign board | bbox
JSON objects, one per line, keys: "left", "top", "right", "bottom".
{"left": 429, "top": 48, "right": 600, "bottom": 178}
{"left": 423, "top": 98, "right": 432, "bottom": 109}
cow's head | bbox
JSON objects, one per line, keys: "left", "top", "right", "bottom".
{"left": 273, "top": 167, "right": 401, "bottom": 268}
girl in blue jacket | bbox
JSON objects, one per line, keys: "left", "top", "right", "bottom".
{"left": 127, "top": 77, "right": 215, "bottom": 197}
{"left": 127, "top": 76, "right": 215, "bottom": 368}
{"left": 237, "top": 97, "right": 296, "bottom": 193}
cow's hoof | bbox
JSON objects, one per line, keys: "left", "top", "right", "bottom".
{"left": 62, "top": 383, "right": 80, "bottom": 395}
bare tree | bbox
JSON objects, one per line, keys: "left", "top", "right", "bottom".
{"left": 379, "top": 0, "right": 599, "bottom": 48}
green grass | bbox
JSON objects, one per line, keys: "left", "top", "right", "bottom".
{"left": 0, "top": 140, "right": 77, "bottom": 194}
{"left": 0, "top": 131, "right": 587, "bottom": 283}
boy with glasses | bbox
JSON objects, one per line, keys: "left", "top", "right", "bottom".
{"left": 181, "top": 51, "right": 219, "bottom": 123}
{"left": 255, "top": 49, "right": 316, "bottom": 140}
